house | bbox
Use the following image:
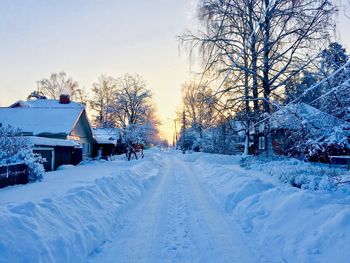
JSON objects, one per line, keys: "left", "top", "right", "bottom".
{"left": 268, "top": 103, "right": 350, "bottom": 161}
{"left": 93, "top": 128, "right": 121, "bottom": 158}
{"left": 28, "top": 136, "right": 82, "bottom": 171}
{"left": 0, "top": 95, "right": 95, "bottom": 170}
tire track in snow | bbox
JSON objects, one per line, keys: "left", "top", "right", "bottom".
{"left": 149, "top": 158, "right": 197, "bottom": 262}
{"left": 87, "top": 153, "right": 255, "bottom": 263}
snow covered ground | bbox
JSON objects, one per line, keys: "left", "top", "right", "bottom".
{"left": 0, "top": 149, "right": 349, "bottom": 262}
{"left": 183, "top": 153, "right": 350, "bottom": 263}
{"left": 0, "top": 152, "right": 161, "bottom": 262}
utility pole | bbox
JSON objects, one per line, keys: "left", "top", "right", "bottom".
{"left": 182, "top": 110, "right": 186, "bottom": 154}
{"left": 174, "top": 119, "right": 177, "bottom": 149}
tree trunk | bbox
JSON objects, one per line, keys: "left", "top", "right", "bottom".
{"left": 262, "top": 0, "right": 273, "bottom": 157}
{"left": 248, "top": 0, "right": 260, "bottom": 155}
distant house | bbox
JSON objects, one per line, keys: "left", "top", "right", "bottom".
{"left": 93, "top": 128, "right": 120, "bottom": 158}
{"left": 0, "top": 96, "right": 95, "bottom": 170}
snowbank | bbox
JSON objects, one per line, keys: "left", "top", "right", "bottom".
{"left": 184, "top": 152, "right": 350, "bottom": 263}
{"left": 0, "top": 151, "right": 161, "bottom": 262}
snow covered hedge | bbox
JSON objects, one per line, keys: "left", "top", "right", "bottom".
{"left": 177, "top": 124, "right": 242, "bottom": 155}
{"left": 0, "top": 125, "right": 44, "bottom": 182}
{"left": 240, "top": 155, "right": 348, "bottom": 191}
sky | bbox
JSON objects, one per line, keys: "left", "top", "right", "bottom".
{"left": 0, "top": 0, "right": 199, "bottom": 141}
{"left": 0, "top": 0, "right": 350, "bottom": 142}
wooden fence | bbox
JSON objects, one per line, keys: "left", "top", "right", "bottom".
{"left": 0, "top": 163, "right": 28, "bottom": 189}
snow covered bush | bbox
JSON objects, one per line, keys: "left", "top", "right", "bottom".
{"left": 121, "top": 123, "right": 158, "bottom": 146}
{"left": 178, "top": 123, "right": 242, "bottom": 155}
{"left": 177, "top": 127, "right": 198, "bottom": 151}
{"left": 240, "top": 155, "right": 346, "bottom": 191}
{"left": 26, "top": 160, "right": 45, "bottom": 182}
{"left": 0, "top": 125, "right": 44, "bottom": 182}
{"left": 199, "top": 134, "right": 216, "bottom": 153}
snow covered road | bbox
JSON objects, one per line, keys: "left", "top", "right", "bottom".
{"left": 1, "top": 149, "right": 350, "bottom": 263}
{"left": 88, "top": 153, "right": 254, "bottom": 263}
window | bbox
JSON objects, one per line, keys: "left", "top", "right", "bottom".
{"left": 259, "top": 136, "right": 265, "bottom": 150}
{"left": 259, "top": 123, "right": 265, "bottom": 133}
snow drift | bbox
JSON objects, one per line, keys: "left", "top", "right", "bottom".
{"left": 1, "top": 149, "right": 349, "bottom": 263}
{"left": 184, "top": 152, "right": 350, "bottom": 263}
{"left": 0, "top": 153, "right": 161, "bottom": 262}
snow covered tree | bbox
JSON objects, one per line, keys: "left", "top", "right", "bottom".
{"left": 208, "top": 119, "right": 241, "bottom": 155}
{"left": 120, "top": 123, "right": 157, "bottom": 146}
{"left": 37, "top": 71, "right": 87, "bottom": 104}
{"left": 318, "top": 42, "right": 350, "bottom": 122}
{"left": 177, "top": 81, "right": 224, "bottom": 152}
{"left": 284, "top": 42, "right": 350, "bottom": 122}
{"left": 284, "top": 71, "right": 320, "bottom": 105}
{"left": 177, "top": 126, "right": 198, "bottom": 151}
{"left": 0, "top": 125, "right": 44, "bottom": 182}
{"left": 181, "top": 81, "right": 219, "bottom": 139}
{"left": 321, "top": 42, "right": 348, "bottom": 72}
{"left": 89, "top": 75, "right": 117, "bottom": 128}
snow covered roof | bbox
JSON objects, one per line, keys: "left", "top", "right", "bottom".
{"left": 270, "top": 103, "right": 348, "bottom": 131}
{"left": 9, "top": 99, "right": 84, "bottom": 109}
{"left": 0, "top": 107, "right": 83, "bottom": 136}
{"left": 229, "top": 120, "right": 246, "bottom": 136}
{"left": 93, "top": 128, "right": 120, "bottom": 145}
{"left": 95, "top": 138, "right": 117, "bottom": 145}
{"left": 29, "top": 136, "right": 80, "bottom": 147}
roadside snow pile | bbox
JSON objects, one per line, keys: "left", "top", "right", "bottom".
{"left": 186, "top": 152, "right": 350, "bottom": 263}
{"left": 0, "top": 153, "right": 160, "bottom": 262}
{"left": 241, "top": 155, "right": 349, "bottom": 191}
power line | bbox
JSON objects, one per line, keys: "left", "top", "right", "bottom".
{"left": 252, "top": 59, "right": 350, "bottom": 129}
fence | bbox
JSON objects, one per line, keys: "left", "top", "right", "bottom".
{"left": 0, "top": 163, "right": 28, "bottom": 189}
{"left": 329, "top": 156, "right": 350, "bottom": 171}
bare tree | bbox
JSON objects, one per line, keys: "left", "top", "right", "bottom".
{"left": 181, "top": 0, "right": 265, "bottom": 154}
{"left": 89, "top": 75, "right": 117, "bottom": 127}
{"left": 181, "top": 81, "right": 219, "bottom": 138}
{"left": 37, "top": 71, "right": 86, "bottom": 104}
{"left": 111, "top": 73, "right": 152, "bottom": 127}
{"left": 110, "top": 73, "right": 159, "bottom": 145}
{"left": 181, "top": 0, "right": 336, "bottom": 156}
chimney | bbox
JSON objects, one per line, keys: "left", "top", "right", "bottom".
{"left": 59, "top": 94, "right": 70, "bottom": 104}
